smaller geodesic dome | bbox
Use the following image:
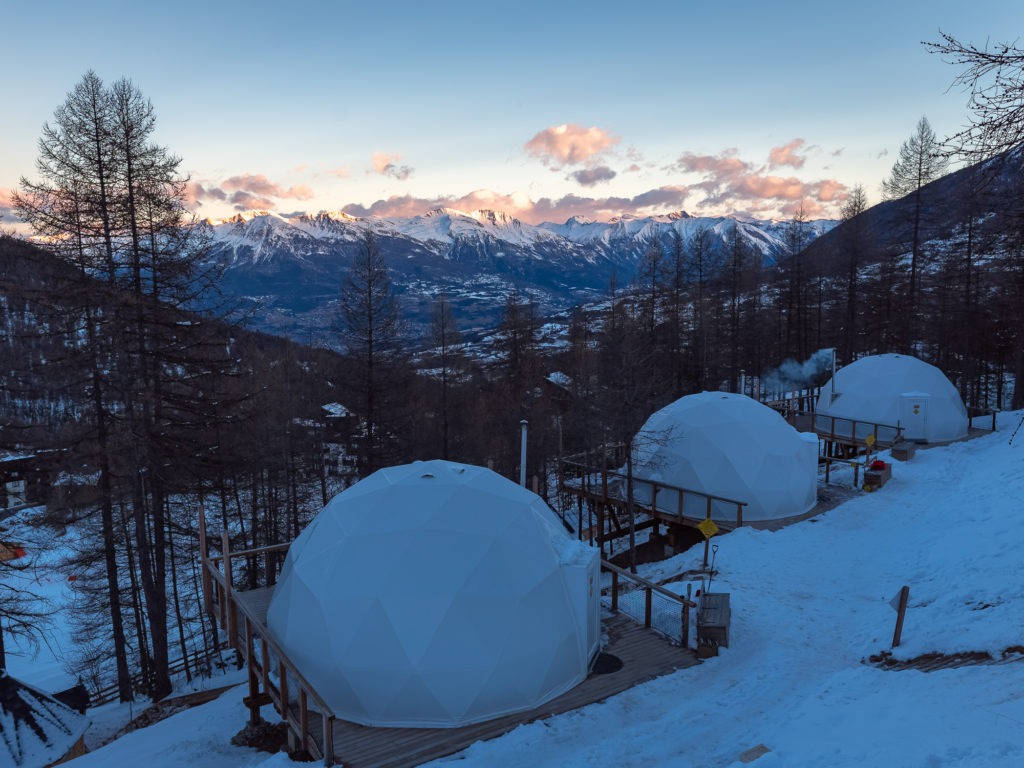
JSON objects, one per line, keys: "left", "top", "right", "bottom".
{"left": 629, "top": 392, "right": 818, "bottom": 522}
{"left": 815, "top": 354, "right": 968, "bottom": 443}
{"left": 267, "top": 460, "right": 600, "bottom": 729}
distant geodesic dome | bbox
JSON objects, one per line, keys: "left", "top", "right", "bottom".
{"left": 266, "top": 460, "right": 600, "bottom": 728}
{"left": 630, "top": 392, "right": 819, "bottom": 523}
{"left": 815, "top": 354, "right": 968, "bottom": 443}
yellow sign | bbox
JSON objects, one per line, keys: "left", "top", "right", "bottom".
{"left": 698, "top": 518, "right": 719, "bottom": 539}
{"left": 865, "top": 434, "right": 876, "bottom": 447}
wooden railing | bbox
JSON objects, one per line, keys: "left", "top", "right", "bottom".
{"left": 789, "top": 412, "right": 903, "bottom": 448}
{"left": 967, "top": 406, "right": 998, "bottom": 432}
{"left": 601, "top": 560, "right": 696, "bottom": 648}
{"left": 199, "top": 508, "right": 337, "bottom": 766}
{"left": 560, "top": 450, "right": 748, "bottom": 531}
{"left": 88, "top": 642, "right": 229, "bottom": 707}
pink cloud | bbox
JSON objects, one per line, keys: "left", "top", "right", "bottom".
{"left": 0, "top": 187, "right": 14, "bottom": 208}
{"left": 228, "top": 191, "right": 277, "bottom": 211}
{"left": 341, "top": 185, "right": 688, "bottom": 226}
{"left": 370, "top": 152, "right": 413, "bottom": 180}
{"left": 327, "top": 165, "right": 352, "bottom": 178}
{"left": 570, "top": 166, "right": 617, "bottom": 187}
{"left": 831, "top": 148, "right": 844, "bottom": 157}
{"left": 669, "top": 147, "right": 847, "bottom": 215}
{"left": 781, "top": 198, "right": 826, "bottom": 218}
{"left": 769, "top": 139, "right": 807, "bottom": 169}
{"left": 220, "top": 173, "right": 313, "bottom": 200}
{"left": 524, "top": 123, "right": 620, "bottom": 167}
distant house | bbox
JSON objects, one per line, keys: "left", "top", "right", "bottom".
{"left": 0, "top": 670, "right": 90, "bottom": 767}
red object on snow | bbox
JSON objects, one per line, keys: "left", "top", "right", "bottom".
{"left": 67, "top": 575, "right": 77, "bottom": 582}
{"left": 871, "top": 460, "right": 887, "bottom": 470}
{"left": 13, "top": 547, "right": 26, "bottom": 558}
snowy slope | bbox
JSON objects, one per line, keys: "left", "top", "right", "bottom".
{"left": 202, "top": 208, "right": 836, "bottom": 344}
{"left": 69, "top": 412, "right": 1024, "bottom": 767}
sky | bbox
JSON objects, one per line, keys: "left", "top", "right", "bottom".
{"left": 2, "top": 0, "right": 1023, "bottom": 228}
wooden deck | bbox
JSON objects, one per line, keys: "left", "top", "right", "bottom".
{"left": 199, "top": 514, "right": 700, "bottom": 768}
{"left": 230, "top": 587, "right": 697, "bottom": 768}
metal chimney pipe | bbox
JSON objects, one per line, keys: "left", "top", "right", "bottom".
{"left": 519, "top": 419, "right": 528, "bottom": 487}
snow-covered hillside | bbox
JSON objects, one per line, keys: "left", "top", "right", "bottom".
{"left": 200, "top": 208, "right": 836, "bottom": 344}
{"left": 61, "top": 412, "right": 1024, "bottom": 767}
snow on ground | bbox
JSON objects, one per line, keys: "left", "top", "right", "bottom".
{"left": 424, "top": 412, "right": 1024, "bottom": 767}
{"left": 2, "top": 508, "right": 79, "bottom": 692}
{"left": 30, "top": 412, "right": 1024, "bottom": 766}
{"left": 71, "top": 685, "right": 290, "bottom": 768}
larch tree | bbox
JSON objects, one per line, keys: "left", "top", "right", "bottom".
{"left": 338, "top": 229, "right": 401, "bottom": 475}
{"left": 429, "top": 291, "right": 463, "bottom": 460}
{"left": 838, "top": 184, "right": 869, "bottom": 364}
{"left": 881, "top": 116, "right": 948, "bottom": 350}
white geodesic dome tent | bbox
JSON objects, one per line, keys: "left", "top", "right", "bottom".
{"left": 629, "top": 392, "right": 819, "bottom": 522}
{"left": 266, "top": 460, "right": 600, "bottom": 728}
{"left": 814, "top": 354, "right": 968, "bottom": 443}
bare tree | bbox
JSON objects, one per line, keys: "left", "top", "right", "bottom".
{"left": 429, "top": 291, "right": 463, "bottom": 460}
{"left": 925, "top": 32, "right": 1024, "bottom": 161}
{"left": 338, "top": 230, "right": 401, "bottom": 474}
{"left": 881, "top": 117, "right": 948, "bottom": 349}
{"left": 839, "top": 184, "right": 869, "bottom": 363}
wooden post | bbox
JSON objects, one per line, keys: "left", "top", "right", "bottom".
{"left": 223, "top": 529, "right": 238, "bottom": 650}
{"left": 199, "top": 505, "right": 212, "bottom": 617}
{"left": 644, "top": 588, "right": 653, "bottom": 628}
{"left": 892, "top": 585, "right": 910, "bottom": 648}
{"left": 278, "top": 661, "right": 288, "bottom": 717}
{"left": 299, "top": 689, "right": 309, "bottom": 753}
{"left": 681, "top": 602, "right": 690, "bottom": 649}
{"left": 261, "top": 636, "right": 270, "bottom": 694}
{"left": 736, "top": 503, "right": 742, "bottom": 528}
{"left": 531, "top": 475, "right": 539, "bottom": 495}
{"left": 322, "top": 716, "right": 335, "bottom": 766}
{"left": 703, "top": 498, "right": 711, "bottom": 568}
{"left": 611, "top": 571, "right": 618, "bottom": 611}
{"left": 245, "top": 618, "right": 259, "bottom": 724}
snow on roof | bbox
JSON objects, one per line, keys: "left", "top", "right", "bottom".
{"left": 267, "top": 459, "right": 599, "bottom": 728}
{"left": 321, "top": 402, "right": 352, "bottom": 418}
{"left": 0, "top": 671, "right": 89, "bottom": 767}
{"left": 815, "top": 354, "right": 968, "bottom": 443}
{"left": 630, "top": 392, "right": 818, "bottom": 522}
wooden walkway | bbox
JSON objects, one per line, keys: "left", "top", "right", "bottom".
{"left": 232, "top": 589, "right": 697, "bottom": 767}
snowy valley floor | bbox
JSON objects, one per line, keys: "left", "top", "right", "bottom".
{"left": 28, "top": 412, "right": 1024, "bottom": 767}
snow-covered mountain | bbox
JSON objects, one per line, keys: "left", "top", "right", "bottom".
{"left": 203, "top": 208, "right": 836, "bottom": 344}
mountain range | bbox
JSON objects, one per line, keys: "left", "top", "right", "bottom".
{"left": 204, "top": 208, "right": 837, "bottom": 345}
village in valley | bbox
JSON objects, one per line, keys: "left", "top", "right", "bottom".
{"left": 2, "top": 4, "right": 1024, "bottom": 768}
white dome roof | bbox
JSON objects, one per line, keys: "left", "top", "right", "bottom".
{"left": 630, "top": 392, "right": 818, "bottom": 522}
{"left": 815, "top": 354, "right": 967, "bottom": 443}
{"left": 266, "top": 460, "right": 599, "bottom": 728}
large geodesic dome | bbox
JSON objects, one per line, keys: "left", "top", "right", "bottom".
{"left": 815, "top": 354, "right": 968, "bottom": 443}
{"left": 266, "top": 460, "right": 600, "bottom": 728}
{"left": 630, "top": 392, "right": 819, "bottom": 522}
